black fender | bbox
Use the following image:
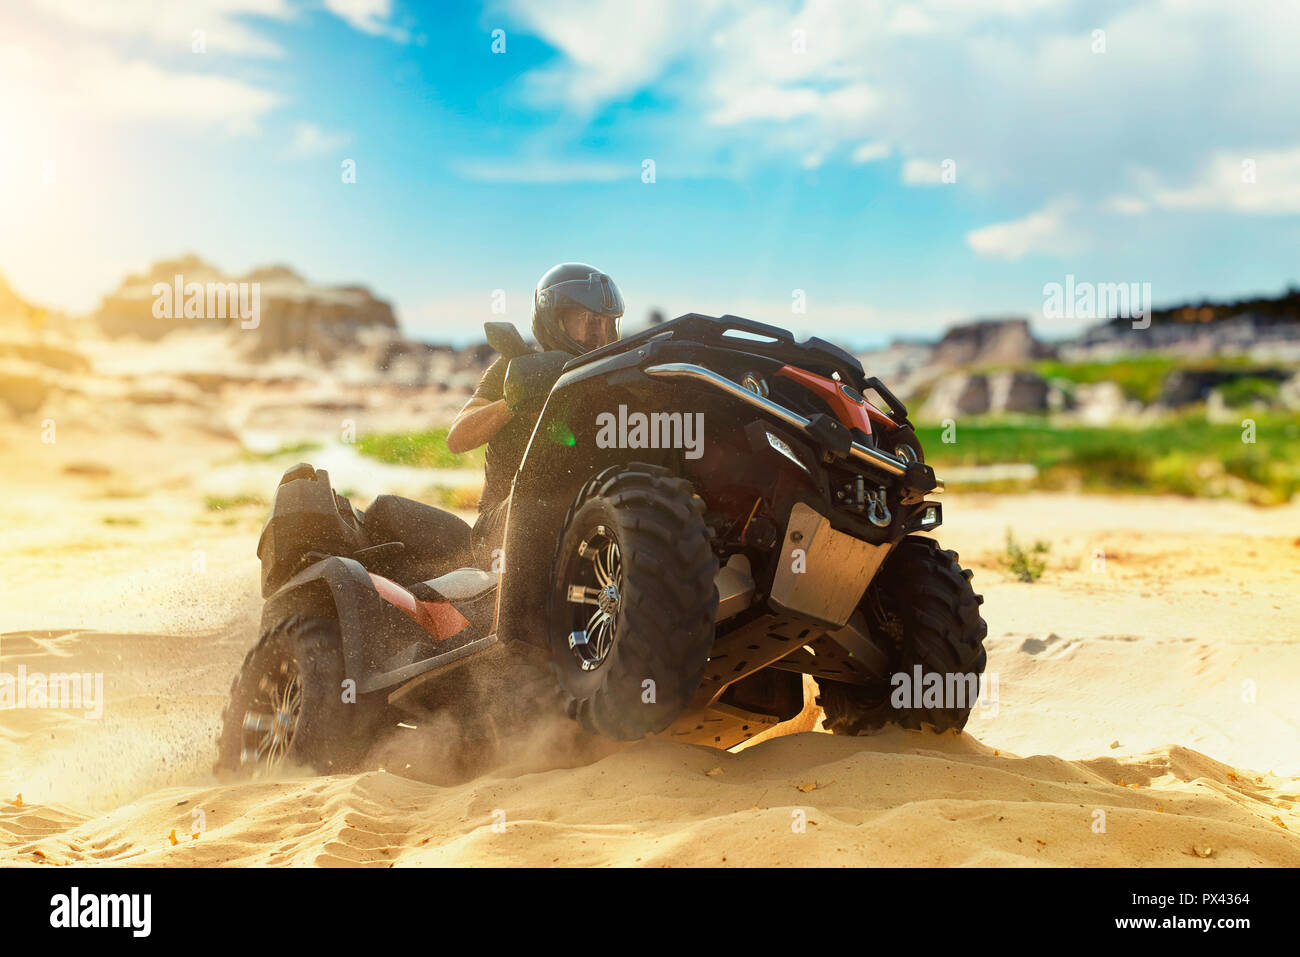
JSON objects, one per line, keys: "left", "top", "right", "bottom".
{"left": 495, "top": 349, "right": 681, "bottom": 649}
{"left": 260, "top": 556, "right": 437, "bottom": 695}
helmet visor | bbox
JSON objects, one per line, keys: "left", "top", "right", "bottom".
{"left": 546, "top": 272, "right": 625, "bottom": 323}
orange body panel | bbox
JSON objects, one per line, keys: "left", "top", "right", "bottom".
{"left": 367, "top": 573, "right": 470, "bottom": 641}
{"left": 774, "top": 365, "right": 897, "bottom": 436}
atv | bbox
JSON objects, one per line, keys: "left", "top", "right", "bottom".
{"left": 216, "top": 313, "right": 987, "bottom": 777}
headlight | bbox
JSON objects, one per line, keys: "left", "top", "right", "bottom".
{"left": 765, "top": 430, "right": 809, "bottom": 473}
{"left": 903, "top": 502, "right": 943, "bottom": 532}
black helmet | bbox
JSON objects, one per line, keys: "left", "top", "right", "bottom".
{"left": 531, "top": 262, "right": 624, "bottom": 355}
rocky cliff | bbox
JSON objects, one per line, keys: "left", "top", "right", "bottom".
{"left": 1065, "top": 287, "right": 1300, "bottom": 361}
{"left": 94, "top": 255, "right": 400, "bottom": 361}
{"left": 929, "top": 317, "right": 1052, "bottom": 369}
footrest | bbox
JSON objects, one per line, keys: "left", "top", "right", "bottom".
{"left": 411, "top": 567, "right": 498, "bottom": 602}
{"left": 384, "top": 634, "right": 501, "bottom": 706}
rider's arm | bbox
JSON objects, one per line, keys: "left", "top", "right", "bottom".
{"left": 447, "top": 357, "right": 513, "bottom": 454}
{"left": 447, "top": 395, "right": 513, "bottom": 453}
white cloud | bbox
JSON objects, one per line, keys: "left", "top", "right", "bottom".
{"left": 966, "top": 198, "right": 1080, "bottom": 261}
{"left": 0, "top": 35, "right": 282, "bottom": 135}
{"left": 851, "top": 141, "right": 891, "bottom": 164}
{"left": 707, "top": 80, "right": 881, "bottom": 127}
{"left": 283, "top": 122, "right": 352, "bottom": 158}
{"left": 922, "top": 0, "right": 1067, "bottom": 15}
{"left": 89, "top": 56, "right": 282, "bottom": 132}
{"left": 29, "top": 0, "right": 294, "bottom": 57}
{"left": 507, "top": 0, "right": 707, "bottom": 113}
{"left": 887, "top": 6, "right": 937, "bottom": 36}
{"left": 1103, "top": 195, "right": 1149, "bottom": 216}
{"left": 504, "top": 0, "right": 1081, "bottom": 144}
{"left": 503, "top": 0, "right": 1300, "bottom": 239}
{"left": 1147, "top": 147, "right": 1300, "bottom": 215}
{"left": 323, "top": 0, "right": 410, "bottom": 42}
{"left": 901, "top": 158, "right": 949, "bottom": 185}
{"left": 2, "top": 4, "right": 285, "bottom": 135}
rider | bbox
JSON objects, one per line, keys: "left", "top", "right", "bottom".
{"left": 447, "top": 262, "right": 624, "bottom": 564}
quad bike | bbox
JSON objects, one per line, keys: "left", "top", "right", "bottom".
{"left": 216, "top": 313, "right": 987, "bottom": 777}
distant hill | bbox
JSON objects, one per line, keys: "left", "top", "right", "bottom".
{"left": 0, "top": 273, "right": 43, "bottom": 328}
{"left": 1073, "top": 286, "right": 1300, "bottom": 358}
{"left": 94, "top": 254, "right": 400, "bottom": 358}
{"left": 930, "top": 317, "right": 1052, "bottom": 369}
{"left": 1102, "top": 286, "right": 1300, "bottom": 330}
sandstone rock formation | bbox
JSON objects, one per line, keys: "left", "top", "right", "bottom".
{"left": 94, "top": 255, "right": 400, "bottom": 361}
{"left": 929, "top": 318, "right": 1051, "bottom": 369}
{"left": 918, "top": 369, "right": 1051, "bottom": 420}
{"left": 1065, "top": 288, "right": 1300, "bottom": 361}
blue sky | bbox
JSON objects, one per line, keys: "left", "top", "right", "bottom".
{"left": 2, "top": 0, "right": 1298, "bottom": 347}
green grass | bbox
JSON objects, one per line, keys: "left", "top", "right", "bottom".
{"left": 356, "top": 427, "right": 485, "bottom": 470}
{"left": 1215, "top": 376, "right": 1282, "bottom": 408}
{"left": 999, "top": 529, "right": 1049, "bottom": 583}
{"left": 1030, "top": 355, "right": 1178, "bottom": 404}
{"left": 204, "top": 492, "right": 269, "bottom": 511}
{"left": 916, "top": 412, "right": 1300, "bottom": 504}
{"left": 101, "top": 515, "right": 141, "bottom": 526}
{"left": 1027, "top": 355, "right": 1283, "bottom": 404}
{"left": 224, "top": 441, "right": 322, "bottom": 463}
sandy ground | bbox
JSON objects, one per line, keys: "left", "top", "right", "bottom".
{"left": 1, "top": 421, "right": 1298, "bottom": 867}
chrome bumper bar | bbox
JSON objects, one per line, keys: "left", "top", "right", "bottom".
{"left": 643, "top": 361, "right": 942, "bottom": 491}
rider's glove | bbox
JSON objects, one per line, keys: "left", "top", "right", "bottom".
{"left": 503, "top": 350, "right": 571, "bottom": 412}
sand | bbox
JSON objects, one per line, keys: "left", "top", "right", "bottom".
{"left": 2, "top": 419, "right": 1298, "bottom": 866}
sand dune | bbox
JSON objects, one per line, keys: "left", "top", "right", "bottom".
{"left": 3, "top": 731, "right": 1296, "bottom": 867}
{"left": 2, "top": 456, "right": 1298, "bottom": 866}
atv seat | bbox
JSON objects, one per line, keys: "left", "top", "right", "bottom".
{"left": 362, "top": 493, "right": 473, "bottom": 584}
{"left": 410, "top": 567, "right": 498, "bottom": 603}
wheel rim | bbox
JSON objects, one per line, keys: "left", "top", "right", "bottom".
{"left": 240, "top": 655, "right": 303, "bottom": 773}
{"left": 865, "top": 587, "right": 905, "bottom": 647}
{"left": 562, "top": 524, "right": 623, "bottom": 672}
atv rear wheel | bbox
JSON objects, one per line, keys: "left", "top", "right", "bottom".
{"left": 215, "top": 616, "right": 393, "bottom": 777}
{"left": 817, "top": 535, "right": 986, "bottom": 734}
{"left": 548, "top": 464, "right": 718, "bottom": 740}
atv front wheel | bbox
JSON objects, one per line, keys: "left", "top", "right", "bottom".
{"left": 548, "top": 464, "right": 718, "bottom": 740}
{"left": 215, "top": 616, "right": 393, "bottom": 777}
{"left": 878, "top": 425, "right": 924, "bottom": 464}
{"left": 817, "top": 536, "right": 987, "bottom": 734}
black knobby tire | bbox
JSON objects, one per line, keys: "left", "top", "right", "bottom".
{"left": 548, "top": 464, "right": 718, "bottom": 740}
{"left": 215, "top": 615, "right": 393, "bottom": 776}
{"left": 817, "top": 535, "right": 987, "bottom": 734}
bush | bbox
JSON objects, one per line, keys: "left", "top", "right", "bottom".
{"left": 1215, "top": 376, "right": 1281, "bottom": 409}
{"left": 1000, "top": 529, "right": 1049, "bottom": 583}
